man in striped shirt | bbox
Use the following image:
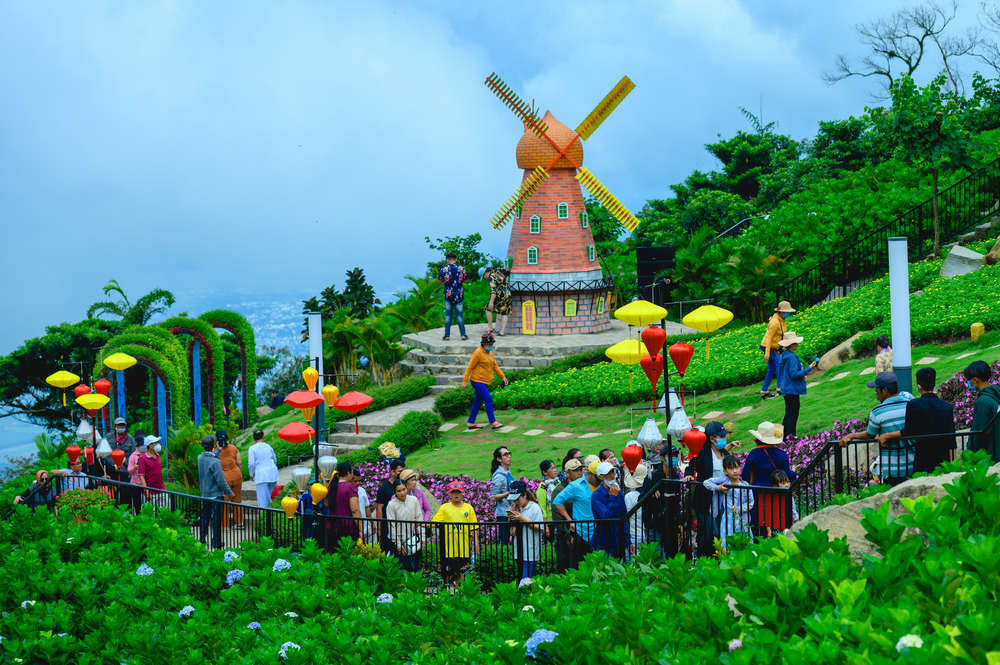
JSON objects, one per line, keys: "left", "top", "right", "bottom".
{"left": 839, "top": 372, "right": 914, "bottom": 485}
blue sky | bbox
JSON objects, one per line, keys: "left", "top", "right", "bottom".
{"left": 0, "top": 0, "right": 986, "bottom": 360}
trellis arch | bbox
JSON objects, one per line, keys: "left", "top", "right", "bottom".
{"left": 199, "top": 309, "right": 258, "bottom": 429}
{"left": 161, "top": 316, "right": 226, "bottom": 427}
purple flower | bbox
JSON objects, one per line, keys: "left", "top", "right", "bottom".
{"left": 226, "top": 569, "right": 245, "bottom": 586}
{"left": 729, "top": 639, "right": 743, "bottom": 651}
{"left": 519, "top": 577, "right": 533, "bottom": 588}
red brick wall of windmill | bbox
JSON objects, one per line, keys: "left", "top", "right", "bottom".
{"left": 505, "top": 169, "right": 597, "bottom": 273}
{"left": 505, "top": 290, "right": 613, "bottom": 335}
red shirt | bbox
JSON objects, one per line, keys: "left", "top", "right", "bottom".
{"left": 137, "top": 454, "right": 164, "bottom": 490}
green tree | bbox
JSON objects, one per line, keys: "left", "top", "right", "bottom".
{"left": 667, "top": 226, "right": 725, "bottom": 304}
{"left": 87, "top": 280, "right": 176, "bottom": 327}
{"left": 383, "top": 276, "right": 444, "bottom": 333}
{"left": 584, "top": 197, "right": 626, "bottom": 257}
{"left": 714, "top": 243, "right": 791, "bottom": 322}
{"left": 676, "top": 189, "right": 754, "bottom": 234}
{"left": 872, "top": 73, "right": 979, "bottom": 256}
{"left": 342, "top": 268, "right": 381, "bottom": 319}
{"left": 424, "top": 233, "right": 495, "bottom": 279}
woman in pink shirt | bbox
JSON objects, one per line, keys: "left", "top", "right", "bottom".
{"left": 126, "top": 438, "right": 145, "bottom": 512}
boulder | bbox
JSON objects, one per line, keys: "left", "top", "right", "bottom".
{"left": 986, "top": 237, "right": 1000, "bottom": 266}
{"left": 787, "top": 462, "right": 1000, "bottom": 561}
{"left": 819, "top": 331, "right": 867, "bottom": 371}
{"left": 940, "top": 245, "right": 986, "bottom": 278}
{"left": 256, "top": 405, "right": 274, "bottom": 417}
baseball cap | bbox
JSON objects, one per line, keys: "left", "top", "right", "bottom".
{"left": 446, "top": 481, "right": 464, "bottom": 493}
{"left": 595, "top": 461, "right": 614, "bottom": 477}
{"left": 867, "top": 371, "right": 899, "bottom": 389}
{"left": 704, "top": 421, "right": 731, "bottom": 437}
{"left": 114, "top": 417, "right": 126, "bottom": 426}
{"left": 563, "top": 458, "right": 584, "bottom": 471}
{"left": 588, "top": 460, "right": 601, "bottom": 475}
{"left": 215, "top": 430, "right": 228, "bottom": 440}
{"left": 508, "top": 480, "right": 527, "bottom": 501}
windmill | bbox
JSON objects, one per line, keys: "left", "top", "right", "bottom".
{"left": 480, "top": 73, "right": 640, "bottom": 336}
{"left": 484, "top": 73, "right": 640, "bottom": 233}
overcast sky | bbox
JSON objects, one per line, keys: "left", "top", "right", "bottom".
{"left": 0, "top": 0, "right": 990, "bottom": 359}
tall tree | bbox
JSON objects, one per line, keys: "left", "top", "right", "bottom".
{"left": 873, "top": 73, "right": 979, "bottom": 256}
{"left": 87, "top": 279, "right": 176, "bottom": 327}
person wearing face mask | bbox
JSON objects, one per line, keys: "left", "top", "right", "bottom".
{"left": 589, "top": 461, "right": 633, "bottom": 558}
{"left": 137, "top": 435, "right": 166, "bottom": 505}
{"left": 111, "top": 417, "right": 137, "bottom": 462}
{"left": 839, "top": 372, "right": 915, "bottom": 484}
{"left": 759, "top": 301, "right": 794, "bottom": 399}
{"left": 686, "top": 421, "right": 731, "bottom": 558}
{"left": 964, "top": 360, "right": 1000, "bottom": 462}
{"left": 461, "top": 331, "right": 508, "bottom": 430}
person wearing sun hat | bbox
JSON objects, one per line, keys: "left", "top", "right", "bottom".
{"left": 399, "top": 468, "right": 433, "bottom": 521}
{"left": 759, "top": 301, "right": 795, "bottom": 398}
{"left": 777, "top": 331, "right": 818, "bottom": 438}
{"left": 432, "top": 480, "right": 479, "bottom": 583}
{"left": 741, "top": 421, "right": 798, "bottom": 536}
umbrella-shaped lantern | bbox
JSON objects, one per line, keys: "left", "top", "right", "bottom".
{"left": 277, "top": 422, "right": 315, "bottom": 445}
{"left": 321, "top": 384, "right": 339, "bottom": 408}
{"left": 302, "top": 366, "right": 319, "bottom": 391}
{"left": 291, "top": 466, "right": 312, "bottom": 494}
{"left": 333, "top": 392, "right": 373, "bottom": 434}
{"left": 284, "top": 390, "right": 325, "bottom": 427}
{"left": 74, "top": 384, "right": 91, "bottom": 399}
{"left": 76, "top": 393, "right": 110, "bottom": 418}
{"left": 317, "top": 455, "right": 338, "bottom": 484}
{"left": 682, "top": 305, "right": 733, "bottom": 359}
{"left": 103, "top": 353, "right": 137, "bottom": 371}
{"left": 45, "top": 371, "right": 80, "bottom": 406}
{"left": 615, "top": 300, "right": 668, "bottom": 327}
{"left": 605, "top": 339, "right": 648, "bottom": 392}
{"left": 94, "top": 378, "right": 112, "bottom": 396}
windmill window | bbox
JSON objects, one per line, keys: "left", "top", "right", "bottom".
{"left": 529, "top": 215, "right": 541, "bottom": 234}
{"left": 587, "top": 244, "right": 596, "bottom": 262}
{"left": 527, "top": 246, "right": 539, "bottom": 265}
{"left": 580, "top": 211, "right": 589, "bottom": 228}
{"left": 557, "top": 202, "right": 569, "bottom": 219}
{"left": 514, "top": 205, "right": 521, "bottom": 219}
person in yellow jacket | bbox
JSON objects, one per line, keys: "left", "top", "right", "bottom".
{"left": 462, "top": 331, "right": 509, "bottom": 430}
{"left": 759, "top": 300, "right": 794, "bottom": 398}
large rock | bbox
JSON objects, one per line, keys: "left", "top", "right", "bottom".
{"left": 940, "top": 245, "right": 986, "bottom": 278}
{"left": 986, "top": 237, "right": 1000, "bottom": 266}
{"left": 256, "top": 405, "right": 274, "bottom": 417}
{"left": 819, "top": 331, "right": 867, "bottom": 371}
{"left": 787, "top": 462, "right": 1000, "bottom": 561}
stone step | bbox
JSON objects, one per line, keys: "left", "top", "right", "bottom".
{"left": 429, "top": 384, "right": 455, "bottom": 395}
{"left": 406, "top": 348, "right": 567, "bottom": 366}
{"left": 327, "top": 431, "right": 379, "bottom": 446}
{"left": 333, "top": 420, "right": 391, "bottom": 434}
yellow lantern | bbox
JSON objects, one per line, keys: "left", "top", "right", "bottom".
{"left": 309, "top": 482, "right": 328, "bottom": 506}
{"left": 302, "top": 366, "right": 319, "bottom": 391}
{"left": 321, "top": 384, "right": 339, "bottom": 408}
{"left": 75, "top": 393, "right": 110, "bottom": 412}
{"left": 46, "top": 370, "right": 81, "bottom": 406}
{"left": 280, "top": 494, "right": 298, "bottom": 519}
{"left": 301, "top": 406, "right": 316, "bottom": 422}
{"left": 103, "top": 353, "right": 137, "bottom": 371}
{"left": 682, "top": 305, "right": 734, "bottom": 360}
{"left": 614, "top": 300, "right": 667, "bottom": 327}
{"left": 605, "top": 339, "right": 648, "bottom": 365}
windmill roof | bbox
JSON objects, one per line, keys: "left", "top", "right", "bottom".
{"left": 516, "top": 111, "right": 583, "bottom": 170}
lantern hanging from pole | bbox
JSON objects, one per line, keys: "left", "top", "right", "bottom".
{"left": 309, "top": 482, "right": 328, "bottom": 507}
{"left": 668, "top": 342, "right": 694, "bottom": 377}
{"left": 640, "top": 325, "right": 667, "bottom": 360}
{"left": 614, "top": 300, "right": 668, "bottom": 327}
{"left": 321, "top": 384, "right": 340, "bottom": 408}
{"left": 74, "top": 384, "right": 92, "bottom": 399}
{"left": 66, "top": 444, "right": 82, "bottom": 464}
{"left": 95, "top": 436, "right": 112, "bottom": 459}
{"left": 621, "top": 441, "right": 644, "bottom": 473}
{"left": 110, "top": 449, "right": 126, "bottom": 468}
{"left": 317, "top": 455, "right": 338, "bottom": 484}
{"left": 301, "top": 406, "right": 316, "bottom": 423}
{"left": 281, "top": 494, "right": 298, "bottom": 519}
{"left": 84, "top": 446, "right": 95, "bottom": 465}
{"left": 302, "top": 366, "right": 319, "bottom": 392}
{"left": 45, "top": 371, "right": 81, "bottom": 406}
{"left": 683, "top": 428, "right": 706, "bottom": 460}
{"left": 76, "top": 393, "right": 110, "bottom": 418}
{"left": 94, "top": 379, "right": 112, "bottom": 397}
{"left": 103, "top": 353, "right": 137, "bottom": 371}
{"left": 682, "top": 305, "right": 734, "bottom": 360}
{"left": 277, "top": 422, "right": 315, "bottom": 445}
{"left": 639, "top": 353, "right": 663, "bottom": 403}
{"left": 333, "top": 392, "right": 374, "bottom": 435}
{"left": 636, "top": 417, "right": 663, "bottom": 450}
{"left": 291, "top": 466, "right": 312, "bottom": 494}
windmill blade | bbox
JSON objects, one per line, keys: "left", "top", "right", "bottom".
{"left": 489, "top": 167, "right": 550, "bottom": 231}
{"left": 576, "top": 168, "right": 640, "bottom": 232}
{"left": 485, "top": 72, "right": 549, "bottom": 139}
{"left": 574, "top": 76, "right": 635, "bottom": 141}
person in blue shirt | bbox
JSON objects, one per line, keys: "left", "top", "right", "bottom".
{"left": 590, "top": 462, "right": 633, "bottom": 558}
{"left": 777, "top": 331, "right": 817, "bottom": 439}
{"left": 552, "top": 463, "right": 599, "bottom": 543}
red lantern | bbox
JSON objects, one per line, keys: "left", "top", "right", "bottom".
{"left": 74, "top": 384, "right": 91, "bottom": 399}
{"left": 66, "top": 444, "right": 82, "bottom": 464}
{"left": 621, "top": 443, "right": 644, "bottom": 473}
{"left": 641, "top": 325, "right": 667, "bottom": 359}
{"left": 277, "top": 421, "right": 315, "bottom": 444}
{"left": 683, "top": 429, "right": 706, "bottom": 460}
{"left": 110, "top": 449, "right": 126, "bottom": 468}
{"left": 95, "top": 379, "right": 112, "bottom": 396}
{"left": 668, "top": 342, "right": 694, "bottom": 376}
{"left": 639, "top": 354, "right": 663, "bottom": 395}
{"left": 84, "top": 446, "right": 95, "bottom": 465}
{"left": 333, "top": 391, "right": 374, "bottom": 434}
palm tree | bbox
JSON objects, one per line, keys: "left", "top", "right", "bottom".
{"left": 383, "top": 275, "right": 444, "bottom": 333}
{"left": 87, "top": 280, "right": 176, "bottom": 326}
{"left": 714, "top": 244, "right": 790, "bottom": 322}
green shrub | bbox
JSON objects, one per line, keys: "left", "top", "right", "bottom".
{"left": 341, "top": 410, "right": 442, "bottom": 465}
{"left": 258, "top": 403, "right": 290, "bottom": 423}
{"left": 326, "top": 375, "right": 433, "bottom": 423}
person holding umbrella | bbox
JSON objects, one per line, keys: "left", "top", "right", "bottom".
{"left": 461, "top": 331, "right": 508, "bottom": 430}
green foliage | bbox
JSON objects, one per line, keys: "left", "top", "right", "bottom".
{"left": 255, "top": 346, "right": 307, "bottom": 405}
{"left": 86, "top": 279, "right": 176, "bottom": 327}
{"left": 257, "top": 403, "right": 291, "bottom": 423}
{"left": 584, "top": 197, "right": 625, "bottom": 257}
{"left": 461, "top": 279, "right": 491, "bottom": 325}
{"left": 677, "top": 189, "right": 754, "bottom": 234}
{"left": 424, "top": 232, "right": 495, "bottom": 279}
{"left": 53, "top": 488, "right": 116, "bottom": 518}
{"left": 96, "top": 338, "right": 191, "bottom": 432}
{"left": 341, "top": 410, "right": 442, "bottom": 464}
{"left": 33, "top": 432, "right": 67, "bottom": 462}
{"left": 714, "top": 243, "right": 791, "bottom": 322}
{"left": 199, "top": 309, "right": 259, "bottom": 426}
{"left": 383, "top": 275, "right": 444, "bottom": 333}
{"left": 166, "top": 421, "right": 219, "bottom": 491}
{"left": 160, "top": 315, "right": 227, "bottom": 426}
{"left": 341, "top": 267, "right": 381, "bottom": 319}
{"left": 327, "top": 375, "right": 433, "bottom": 423}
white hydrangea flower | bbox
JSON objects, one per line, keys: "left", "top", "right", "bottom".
{"left": 896, "top": 634, "right": 924, "bottom": 652}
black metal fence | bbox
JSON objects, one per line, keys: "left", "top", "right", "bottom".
{"left": 775, "top": 157, "right": 1000, "bottom": 308}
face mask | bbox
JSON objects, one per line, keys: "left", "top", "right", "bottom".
{"left": 116, "top": 428, "right": 125, "bottom": 434}
{"left": 485, "top": 346, "right": 493, "bottom": 352}
{"left": 782, "top": 312, "right": 789, "bottom": 319}
{"left": 138, "top": 447, "right": 147, "bottom": 454}
{"left": 968, "top": 381, "right": 978, "bottom": 393}
{"left": 153, "top": 444, "right": 162, "bottom": 453}
{"left": 716, "top": 437, "right": 727, "bottom": 449}
{"left": 603, "top": 478, "right": 618, "bottom": 489}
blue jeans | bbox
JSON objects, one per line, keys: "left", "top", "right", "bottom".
{"left": 761, "top": 345, "right": 780, "bottom": 393}
{"left": 521, "top": 560, "right": 536, "bottom": 579}
{"left": 468, "top": 381, "right": 495, "bottom": 424}
{"left": 444, "top": 300, "right": 466, "bottom": 338}
{"left": 201, "top": 497, "right": 223, "bottom": 548}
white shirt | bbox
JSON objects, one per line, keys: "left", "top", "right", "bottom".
{"left": 247, "top": 441, "right": 279, "bottom": 483}
{"left": 517, "top": 501, "right": 544, "bottom": 561}
{"left": 358, "top": 486, "right": 372, "bottom": 536}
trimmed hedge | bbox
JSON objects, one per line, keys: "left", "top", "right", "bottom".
{"left": 94, "top": 339, "right": 191, "bottom": 430}
{"left": 341, "top": 410, "right": 442, "bottom": 465}
{"left": 199, "top": 309, "right": 259, "bottom": 426}
{"left": 327, "top": 375, "right": 434, "bottom": 423}
{"left": 160, "top": 315, "right": 227, "bottom": 426}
